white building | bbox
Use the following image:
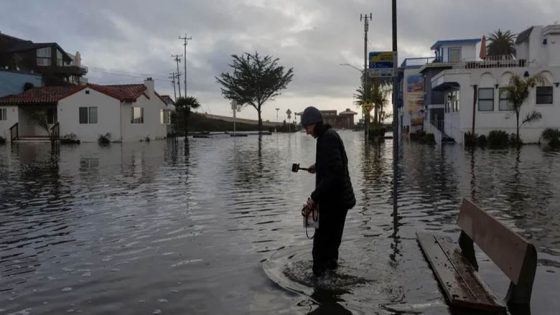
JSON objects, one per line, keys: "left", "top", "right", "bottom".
{"left": 421, "top": 25, "right": 560, "bottom": 144}
{"left": 0, "top": 78, "right": 174, "bottom": 142}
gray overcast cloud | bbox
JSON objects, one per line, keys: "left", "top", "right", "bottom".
{"left": 1, "top": 0, "right": 558, "bottom": 121}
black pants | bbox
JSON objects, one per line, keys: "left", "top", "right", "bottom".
{"left": 312, "top": 207, "right": 348, "bottom": 274}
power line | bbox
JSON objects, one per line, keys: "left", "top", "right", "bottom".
{"left": 88, "top": 66, "right": 170, "bottom": 82}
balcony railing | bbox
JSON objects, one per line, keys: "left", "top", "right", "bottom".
{"left": 461, "top": 55, "right": 526, "bottom": 69}
{"left": 37, "top": 64, "right": 88, "bottom": 76}
{"left": 50, "top": 122, "right": 60, "bottom": 141}
{"left": 10, "top": 123, "right": 18, "bottom": 142}
{"left": 431, "top": 55, "right": 526, "bottom": 69}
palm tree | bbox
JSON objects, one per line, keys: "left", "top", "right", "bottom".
{"left": 354, "top": 79, "right": 389, "bottom": 126}
{"left": 487, "top": 29, "right": 516, "bottom": 57}
{"left": 503, "top": 73, "right": 544, "bottom": 144}
{"left": 370, "top": 81, "right": 389, "bottom": 125}
{"left": 175, "top": 96, "right": 201, "bottom": 136}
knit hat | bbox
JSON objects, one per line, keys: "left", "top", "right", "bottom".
{"left": 301, "top": 106, "right": 323, "bottom": 127}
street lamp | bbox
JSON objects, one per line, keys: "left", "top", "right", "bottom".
{"left": 339, "top": 63, "right": 363, "bottom": 73}
{"left": 340, "top": 63, "right": 367, "bottom": 133}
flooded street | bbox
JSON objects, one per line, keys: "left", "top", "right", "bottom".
{"left": 1, "top": 132, "right": 559, "bottom": 314}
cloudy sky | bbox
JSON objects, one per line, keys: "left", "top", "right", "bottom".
{"left": 1, "top": 0, "right": 559, "bottom": 122}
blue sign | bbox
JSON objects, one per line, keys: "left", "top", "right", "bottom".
{"left": 368, "top": 51, "right": 394, "bottom": 77}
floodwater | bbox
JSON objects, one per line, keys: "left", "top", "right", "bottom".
{"left": 0, "top": 131, "right": 559, "bottom": 314}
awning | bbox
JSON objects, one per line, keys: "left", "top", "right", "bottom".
{"left": 432, "top": 81, "right": 460, "bottom": 91}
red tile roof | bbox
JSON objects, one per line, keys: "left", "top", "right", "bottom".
{"left": 88, "top": 84, "right": 147, "bottom": 102}
{"left": 0, "top": 85, "right": 85, "bottom": 105}
{"left": 0, "top": 84, "right": 147, "bottom": 105}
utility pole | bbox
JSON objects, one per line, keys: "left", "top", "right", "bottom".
{"left": 391, "top": 0, "right": 399, "bottom": 219}
{"left": 172, "top": 54, "right": 182, "bottom": 98}
{"left": 360, "top": 13, "right": 372, "bottom": 141}
{"left": 179, "top": 34, "right": 192, "bottom": 97}
{"left": 169, "top": 72, "right": 177, "bottom": 100}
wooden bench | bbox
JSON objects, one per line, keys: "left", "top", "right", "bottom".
{"left": 417, "top": 199, "right": 537, "bottom": 313}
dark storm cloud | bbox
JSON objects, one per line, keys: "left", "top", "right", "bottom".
{"left": 1, "top": 0, "right": 559, "bottom": 119}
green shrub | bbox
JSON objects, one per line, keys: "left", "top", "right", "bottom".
{"left": 98, "top": 133, "right": 111, "bottom": 145}
{"left": 368, "top": 126, "right": 386, "bottom": 139}
{"left": 423, "top": 133, "right": 436, "bottom": 145}
{"left": 477, "top": 135, "right": 487, "bottom": 147}
{"left": 487, "top": 130, "right": 509, "bottom": 148}
{"left": 542, "top": 128, "right": 560, "bottom": 148}
{"left": 509, "top": 133, "right": 523, "bottom": 146}
{"left": 60, "top": 133, "right": 80, "bottom": 144}
{"left": 464, "top": 131, "right": 477, "bottom": 147}
{"left": 410, "top": 131, "right": 425, "bottom": 142}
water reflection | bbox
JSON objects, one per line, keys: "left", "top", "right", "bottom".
{"left": 1, "top": 143, "right": 74, "bottom": 293}
{"left": 309, "top": 288, "right": 352, "bottom": 315}
{"left": 0, "top": 135, "right": 558, "bottom": 314}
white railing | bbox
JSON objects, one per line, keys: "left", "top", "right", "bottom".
{"left": 459, "top": 55, "right": 526, "bottom": 69}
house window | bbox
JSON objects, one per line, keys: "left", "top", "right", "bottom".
{"left": 478, "top": 88, "right": 494, "bottom": 111}
{"left": 79, "top": 107, "right": 98, "bottom": 124}
{"left": 445, "top": 90, "right": 460, "bottom": 112}
{"left": 131, "top": 107, "right": 144, "bottom": 124}
{"left": 536, "top": 86, "right": 553, "bottom": 104}
{"left": 499, "top": 88, "right": 513, "bottom": 111}
{"left": 0, "top": 108, "right": 7, "bottom": 120}
{"left": 160, "top": 109, "right": 171, "bottom": 125}
{"left": 56, "top": 49, "right": 63, "bottom": 67}
{"left": 36, "top": 47, "right": 51, "bottom": 66}
{"left": 448, "top": 47, "right": 462, "bottom": 63}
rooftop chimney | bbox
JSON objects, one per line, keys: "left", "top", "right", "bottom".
{"left": 144, "top": 77, "right": 154, "bottom": 94}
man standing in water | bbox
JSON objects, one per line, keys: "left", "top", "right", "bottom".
{"left": 301, "top": 106, "right": 356, "bottom": 277}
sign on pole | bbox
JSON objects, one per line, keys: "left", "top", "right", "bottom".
{"left": 368, "top": 51, "right": 395, "bottom": 78}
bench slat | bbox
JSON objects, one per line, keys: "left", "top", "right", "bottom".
{"left": 417, "top": 232, "right": 506, "bottom": 312}
{"left": 458, "top": 199, "right": 532, "bottom": 284}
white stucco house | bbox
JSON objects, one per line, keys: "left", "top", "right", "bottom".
{"left": 0, "top": 78, "right": 174, "bottom": 142}
{"left": 419, "top": 25, "right": 560, "bottom": 144}
{"left": 399, "top": 39, "right": 483, "bottom": 135}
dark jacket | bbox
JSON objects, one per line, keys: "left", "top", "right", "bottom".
{"left": 310, "top": 124, "right": 356, "bottom": 210}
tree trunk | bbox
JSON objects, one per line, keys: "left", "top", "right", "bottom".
{"left": 516, "top": 110, "right": 520, "bottom": 144}
{"left": 515, "top": 110, "right": 519, "bottom": 143}
{"left": 183, "top": 109, "right": 189, "bottom": 137}
{"left": 257, "top": 107, "right": 262, "bottom": 133}
{"left": 373, "top": 104, "right": 379, "bottom": 125}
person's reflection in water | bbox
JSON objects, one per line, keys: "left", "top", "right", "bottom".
{"left": 308, "top": 288, "right": 352, "bottom": 315}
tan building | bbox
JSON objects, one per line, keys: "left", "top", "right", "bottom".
{"left": 297, "top": 108, "right": 357, "bottom": 129}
